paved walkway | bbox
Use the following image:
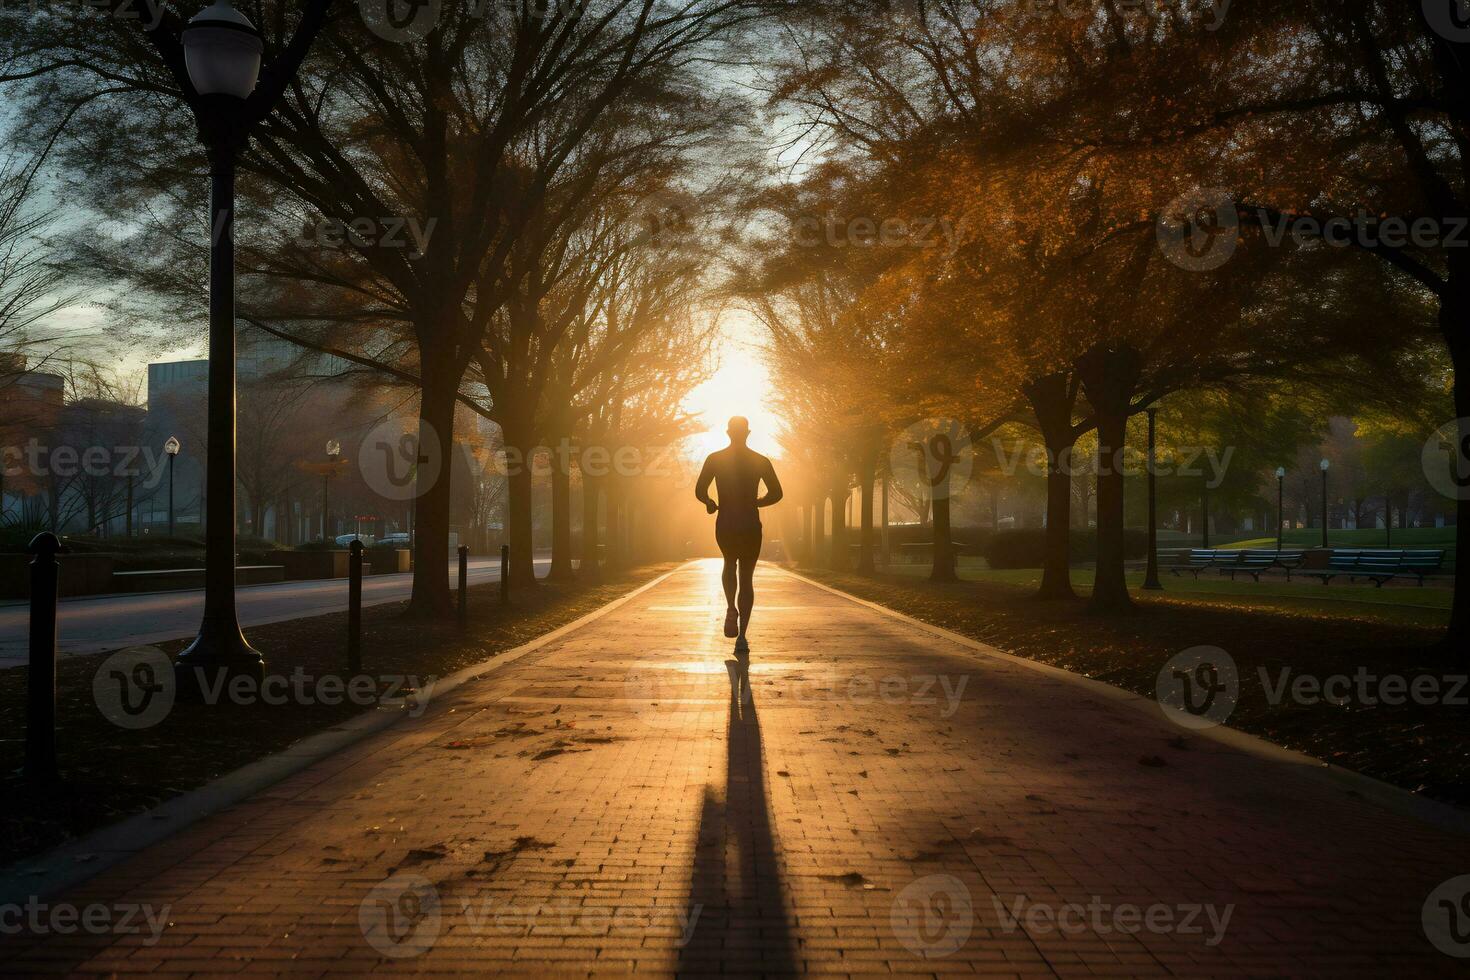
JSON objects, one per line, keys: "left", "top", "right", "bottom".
{"left": 2, "top": 561, "right": 1467, "bottom": 976}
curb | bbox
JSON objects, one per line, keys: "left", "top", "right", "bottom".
{"left": 779, "top": 566, "right": 1470, "bottom": 837}
{"left": 0, "top": 563, "right": 689, "bottom": 907}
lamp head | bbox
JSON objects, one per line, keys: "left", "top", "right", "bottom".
{"left": 1275, "top": 466, "right": 1285, "bottom": 479}
{"left": 164, "top": 436, "right": 181, "bottom": 457}
{"left": 326, "top": 439, "right": 342, "bottom": 458}
{"left": 1320, "top": 458, "right": 1330, "bottom": 472}
{"left": 183, "top": 1, "right": 264, "bottom": 100}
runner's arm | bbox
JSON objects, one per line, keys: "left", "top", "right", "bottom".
{"left": 695, "top": 457, "right": 718, "bottom": 513}
{"left": 757, "top": 459, "right": 784, "bottom": 508}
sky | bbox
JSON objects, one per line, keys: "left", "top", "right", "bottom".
{"left": 81, "top": 305, "right": 785, "bottom": 463}
{"left": 681, "top": 313, "right": 783, "bottom": 461}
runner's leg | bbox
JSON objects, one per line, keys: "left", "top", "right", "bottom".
{"left": 736, "top": 537, "right": 758, "bottom": 638}
{"left": 722, "top": 554, "right": 738, "bottom": 613}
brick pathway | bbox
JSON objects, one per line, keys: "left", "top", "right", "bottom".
{"left": 3, "top": 561, "right": 1468, "bottom": 976}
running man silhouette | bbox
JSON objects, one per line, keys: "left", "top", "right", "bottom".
{"left": 695, "top": 417, "right": 783, "bottom": 654}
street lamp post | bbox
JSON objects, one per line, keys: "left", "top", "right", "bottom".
{"left": 1275, "top": 467, "right": 1285, "bottom": 552}
{"left": 165, "top": 436, "right": 181, "bottom": 536}
{"left": 172, "top": 0, "right": 333, "bottom": 693}
{"left": 323, "top": 439, "right": 341, "bottom": 542}
{"left": 1319, "top": 458, "right": 1331, "bottom": 549}
{"left": 1143, "top": 408, "right": 1162, "bottom": 591}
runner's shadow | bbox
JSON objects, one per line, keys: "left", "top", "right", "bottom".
{"left": 677, "top": 657, "right": 798, "bottom": 975}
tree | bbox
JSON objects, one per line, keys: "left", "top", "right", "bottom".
{"left": 3, "top": 0, "right": 763, "bottom": 616}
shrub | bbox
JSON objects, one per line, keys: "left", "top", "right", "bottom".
{"left": 983, "top": 528, "right": 1151, "bottom": 569}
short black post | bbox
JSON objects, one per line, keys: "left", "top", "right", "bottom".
{"left": 458, "top": 545, "right": 469, "bottom": 627}
{"left": 348, "top": 540, "right": 363, "bottom": 675}
{"left": 26, "top": 532, "right": 63, "bottom": 784}
{"left": 500, "top": 544, "right": 510, "bottom": 603}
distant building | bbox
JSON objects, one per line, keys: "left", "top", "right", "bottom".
{"left": 1, "top": 355, "right": 65, "bottom": 525}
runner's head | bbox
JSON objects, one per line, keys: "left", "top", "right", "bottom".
{"left": 727, "top": 416, "right": 750, "bottom": 446}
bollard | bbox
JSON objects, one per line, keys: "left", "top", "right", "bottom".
{"left": 348, "top": 540, "right": 363, "bottom": 675}
{"left": 458, "top": 545, "right": 469, "bottom": 627}
{"left": 26, "top": 532, "right": 63, "bottom": 784}
{"left": 500, "top": 544, "right": 510, "bottom": 603}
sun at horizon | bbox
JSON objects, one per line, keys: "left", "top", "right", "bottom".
{"left": 682, "top": 339, "right": 784, "bottom": 461}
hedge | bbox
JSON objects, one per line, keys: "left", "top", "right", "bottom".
{"left": 982, "top": 528, "right": 1151, "bottom": 569}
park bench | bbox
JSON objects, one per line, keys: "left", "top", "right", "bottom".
{"left": 1169, "top": 549, "right": 1225, "bottom": 579}
{"left": 1296, "top": 549, "right": 1446, "bottom": 588}
{"left": 1170, "top": 548, "right": 1306, "bottom": 581}
{"left": 1399, "top": 549, "right": 1448, "bottom": 585}
{"left": 1216, "top": 549, "right": 1282, "bottom": 582}
{"left": 1272, "top": 550, "right": 1307, "bottom": 580}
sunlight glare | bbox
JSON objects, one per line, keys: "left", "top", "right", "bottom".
{"left": 683, "top": 340, "right": 783, "bottom": 460}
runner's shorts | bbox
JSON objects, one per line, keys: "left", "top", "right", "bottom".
{"left": 716, "top": 525, "right": 762, "bottom": 562}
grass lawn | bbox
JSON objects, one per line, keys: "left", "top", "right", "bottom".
{"left": 0, "top": 563, "right": 674, "bottom": 868}
{"left": 796, "top": 562, "right": 1466, "bottom": 805}
{"left": 1217, "top": 526, "right": 1457, "bottom": 557}
{"left": 880, "top": 560, "right": 1451, "bottom": 627}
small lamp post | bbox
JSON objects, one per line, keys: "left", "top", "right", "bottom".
{"left": 164, "top": 436, "right": 181, "bottom": 536}
{"left": 1275, "top": 467, "right": 1286, "bottom": 552}
{"left": 1319, "top": 458, "right": 1330, "bottom": 549}
{"left": 323, "top": 439, "right": 341, "bottom": 542}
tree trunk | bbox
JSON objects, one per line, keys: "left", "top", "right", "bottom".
{"left": 801, "top": 501, "right": 812, "bottom": 563}
{"left": 547, "top": 439, "right": 575, "bottom": 582}
{"left": 605, "top": 482, "right": 623, "bottom": 570}
{"left": 828, "top": 488, "right": 848, "bottom": 571}
{"left": 1025, "top": 373, "right": 1080, "bottom": 600}
{"left": 930, "top": 488, "right": 957, "bottom": 582}
{"left": 813, "top": 497, "right": 825, "bottom": 567}
{"left": 580, "top": 474, "right": 602, "bottom": 582}
{"left": 882, "top": 473, "right": 891, "bottom": 565}
{"left": 505, "top": 461, "right": 535, "bottom": 590}
{"left": 857, "top": 456, "right": 876, "bottom": 575}
{"left": 495, "top": 408, "right": 539, "bottom": 590}
{"left": 1075, "top": 344, "right": 1143, "bottom": 615}
{"left": 405, "top": 356, "right": 459, "bottom": 619}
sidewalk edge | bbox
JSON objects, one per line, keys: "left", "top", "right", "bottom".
{"left": 780, "top": 566, "right": 1470, "bottom": 837}
{"left": 0, "top": 563, "right": 690, "bottom": 906}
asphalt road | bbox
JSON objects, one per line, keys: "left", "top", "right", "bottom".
{"left": 0, "top": 558, "right": 550, "bottom": 667}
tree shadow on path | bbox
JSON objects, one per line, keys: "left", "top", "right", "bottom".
{"left": 677, "top": 656, "right": 798, "bottom": 975}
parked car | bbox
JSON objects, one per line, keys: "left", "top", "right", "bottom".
{"left": 334, "top": 533, "right": 376, "bottom": 547}
{"left": 380, "top": 533, "right": 411, "bottom": 547}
